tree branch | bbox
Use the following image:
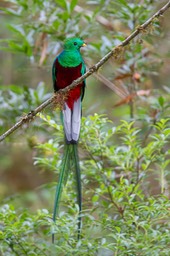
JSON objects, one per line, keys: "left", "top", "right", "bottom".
{"left": 0, "top": 1, "right": 170, "bottom": 142}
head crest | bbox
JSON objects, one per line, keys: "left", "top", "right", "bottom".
{"left": 63, "top": 37, "right": 86, "bottom": 50}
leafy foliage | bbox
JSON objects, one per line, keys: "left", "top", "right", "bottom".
{"left": 1, "top": 115, "right": 170, "bottom": 255}
{"left": 0, "top": 0, "right": 170, "bottom": 255}
{"left": 0, "top": 83, "right": 51, "bottom": 134}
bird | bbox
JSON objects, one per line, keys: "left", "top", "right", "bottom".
{"left": 52, "top": 37, "right": 86, "bottom": 243}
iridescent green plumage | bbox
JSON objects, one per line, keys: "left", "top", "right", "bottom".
{"left": 52, "top": 38, "right": 86, "bottom": 243}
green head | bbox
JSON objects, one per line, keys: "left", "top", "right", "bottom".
{"left": 63, "top": 37, "right": 86, "bottom": 51}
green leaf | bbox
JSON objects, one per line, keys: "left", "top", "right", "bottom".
{"left": 92, "top": 194, "right": 99, "bottom": 202}
{"left": 158, "top": 96, "right": 165, "bottom": 107}
{"left": 70, "top": 0, "right": 78, "bottom": 12}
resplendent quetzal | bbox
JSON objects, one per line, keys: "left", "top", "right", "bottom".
{"left": 52, "top": 37, "right": 86, "bottom": 242}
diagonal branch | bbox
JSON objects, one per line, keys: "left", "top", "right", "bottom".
{"left": 0, "top": 0, "right": 170, "bottom": 142}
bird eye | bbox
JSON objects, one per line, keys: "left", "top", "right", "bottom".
{"left": 74, "top": 42, "right": 77, "bottom": 45}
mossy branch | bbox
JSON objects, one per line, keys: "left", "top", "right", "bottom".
{"left": 0, "top": 0, "right": 170, "bottom": 142}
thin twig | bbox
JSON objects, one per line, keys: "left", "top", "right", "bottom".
{"left": 0, "top": 97, "right": 54, "bottom": 142}
{"left": 0, "top": 1, "right": 170, "bottom": 142}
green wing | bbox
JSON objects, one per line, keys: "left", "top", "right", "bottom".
{"left": 81, "top": 61, "right": 86, "bottom": 101}
{"left": 52, "top": 57, "right": 58, "bottom": 92}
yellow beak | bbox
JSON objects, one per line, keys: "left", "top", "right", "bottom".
{"left": 82, "top": 43, "right": 87, "bottom": 47}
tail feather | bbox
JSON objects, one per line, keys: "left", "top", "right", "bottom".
{"left": 63, "top": 97, "right": 81, "bottom": 143}
{"left": 72, "top": 97, "right": 81, "bottom": 142}
{"left": 52, "top": 143, "right": 82, "bottom": 242}
{"left": 52, "top": 96, "right": 82, "bottom": 242}
{"left": 63, "top": 103, "right": 72, "bottom": 142}
{"left": 52, "top": 144, "right": 70, "bottom": 243}
{"left": 72, "top": 144, "right": 82, "bottom": 239}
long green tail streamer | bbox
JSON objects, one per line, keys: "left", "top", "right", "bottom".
{"left": 72, "top": 144, "right": 82, "bottom": 239}
{"left": 52, "top": 144, "right": 70, "bottom": 243}
{"left": 52, "top": 143, "right": 82, "bottom": 243}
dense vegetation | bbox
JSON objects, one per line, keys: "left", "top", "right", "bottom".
{"left": 0, "top": 1, "right": 170, "bottom": 255}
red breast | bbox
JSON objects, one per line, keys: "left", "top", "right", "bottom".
{"left": 55, "top": 59, "right": 83, "bottom": 109}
